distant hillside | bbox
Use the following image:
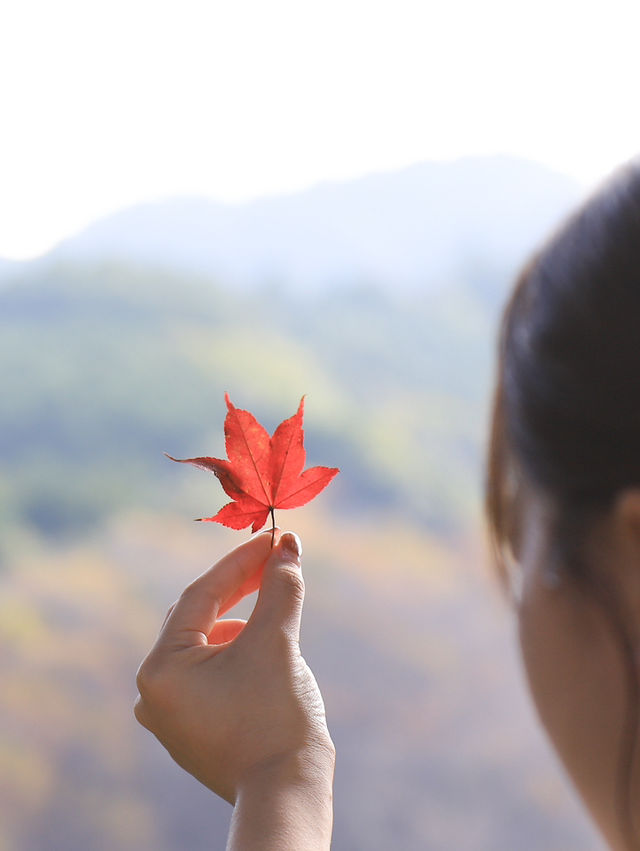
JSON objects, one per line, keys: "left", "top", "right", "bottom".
{"left": 0, "top": 156, "right": 582, "bottom": 294}
{"left": 0, "top": 156, "right": 585, "bottom": 543}
{"left": 0, "top": 260, "right": 497, "bottom": 546}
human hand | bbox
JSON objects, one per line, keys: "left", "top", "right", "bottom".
{"left": 134, "top": 530, "right": 335, "bottom": 810}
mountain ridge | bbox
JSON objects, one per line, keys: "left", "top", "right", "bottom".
{"left": 0, "top": 156, "right": 583, "bottom": 294}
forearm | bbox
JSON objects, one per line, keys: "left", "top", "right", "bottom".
{"left": 227, "top": 750, "right": 335, "bottom": 851}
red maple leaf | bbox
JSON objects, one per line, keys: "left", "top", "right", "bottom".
{"left": 167, "top": 394, "right": 339, "bottom": 540}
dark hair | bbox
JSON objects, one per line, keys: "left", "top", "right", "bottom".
{"left": 486, "top": 160, "right": 640, "bottom": 848}
{"left": 488, "top": 161, "right": 640, "bottom": 580}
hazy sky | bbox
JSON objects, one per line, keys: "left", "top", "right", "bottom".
{"left": 1, "top": 0, "right": 639, "bottom": 259}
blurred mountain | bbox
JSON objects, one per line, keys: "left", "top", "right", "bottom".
{"left": 1, "top": 156, "right": 582, "bottom": 293}
{"left": 0, "top": 260, "right": 497, "bottom": 547}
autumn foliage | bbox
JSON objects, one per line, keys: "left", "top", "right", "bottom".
{"left": 167, "top": 394, "right": 339, "bottom": 534}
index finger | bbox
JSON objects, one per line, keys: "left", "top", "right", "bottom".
{"left": 159, "top": 529, "right": 278, "bottom": 649}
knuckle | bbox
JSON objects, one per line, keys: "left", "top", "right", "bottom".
{"left": 179, "top": 580, "right": 199, "bottom": 601}
{"left": 181, "top": 579, "right": 222, "bottom": 611}
{"left": 135, "top": 654, "right": 167, "bottom": 701}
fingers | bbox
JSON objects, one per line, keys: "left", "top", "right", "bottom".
{"left": 243, "top": 532, "right": 305, "bottom": 643}
{"left": 218, "top": 561, "right": 266, "bottom": 616}
{"left": 159, "top": 529, "right": 278, "bottom": 649}
{"left": 208, "top": 618, "right": 247, "bottom": 646}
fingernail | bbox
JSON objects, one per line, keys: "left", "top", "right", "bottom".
{"left": 280, "top": 531, "right": 302, "bottom": 563}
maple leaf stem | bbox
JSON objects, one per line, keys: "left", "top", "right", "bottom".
{"left": 270, "top": 506, "right": 276, "bottom": 548}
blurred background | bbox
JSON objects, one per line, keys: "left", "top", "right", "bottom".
{"left": 2, "top": 1, "right": 639, "bottom": 848}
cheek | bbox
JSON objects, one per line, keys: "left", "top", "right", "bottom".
{"left": 517, "top": 575, "right": 629, "bottom": 845}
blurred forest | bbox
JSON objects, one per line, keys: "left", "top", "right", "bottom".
{"left": 0, "top": 158, "right": 605, "bottom": 850}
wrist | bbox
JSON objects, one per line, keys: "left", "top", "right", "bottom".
{"left": 229, "top": 744, "right": 335, "bottom": 851}
{"left": 238, "top": 740, "right": 335, "bottom": 800}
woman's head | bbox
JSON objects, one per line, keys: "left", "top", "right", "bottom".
{"left": 489, "top": 161, "right": 640, "bottom": 577}
{"left": 487, "top": 161, "right": 640, "bottom": 850}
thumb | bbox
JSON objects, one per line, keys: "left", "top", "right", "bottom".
{"left": 244, "top": 531, "right": 305, "bottom": 641}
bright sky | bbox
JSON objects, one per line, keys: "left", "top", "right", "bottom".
{"left": 1, "top": 0, "right": 639, "bottom": 259}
